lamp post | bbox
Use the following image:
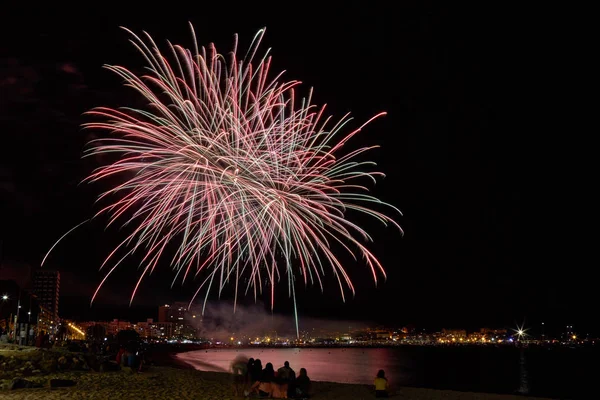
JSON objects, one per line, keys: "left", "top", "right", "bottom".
{"left": 1, "top": 295, "right": 8, "bottom": 334}
{"left": 13, "top": 289, "right": 21, "bottom": 343}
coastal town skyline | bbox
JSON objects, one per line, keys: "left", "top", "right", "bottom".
{"left": 2, "top": 265, "right": 596, "bottom": 342}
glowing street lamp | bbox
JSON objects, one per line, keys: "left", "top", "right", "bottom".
{"left": 0, "top": 295, "right": 8, "bottom": 315}
{"left": 514, "top": 323, "right": 528, "bottom": 341}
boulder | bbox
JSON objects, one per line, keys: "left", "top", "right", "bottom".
{"left": 49, "top": 378, "right": 76, "bottom": 388}
{"left": 9, "top": 378, "right": 40, "bottom": 390}
{"left": 39, "top": 358, "right": 57, "bottom": 373}
{"left": 99, "top": 361, "right": 120, "bottom": 372}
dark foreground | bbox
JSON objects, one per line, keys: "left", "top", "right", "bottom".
{"left": 1, "top": 365, "right": 554, "bottom": 400}
{"left": 0, "top": 344, "right": 555, "bottom": 399}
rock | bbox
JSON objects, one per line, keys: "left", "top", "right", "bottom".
{"left": 99, "top": 361, "right": 120, "bottom": 372}
{"left": 39, "top": 358, "right": 57, "bottom": 372}
{"left": 9, "top": 377, "right": 39, "bottom": 389}
{"left": 85, "top": 355, "right": 101, "bottom": 372}
{"left": 49, "top": 378, "right": 76, "bottom": 388}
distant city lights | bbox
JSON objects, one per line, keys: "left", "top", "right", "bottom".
{"left": 68, "top": 322, "right": 86, "bottom": 337}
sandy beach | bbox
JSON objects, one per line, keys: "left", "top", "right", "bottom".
{"left": 0, "top": 365, "right": 555, "bottom": 400}
{"left": 0, "top": 344, "right": 554, "bottom": 399}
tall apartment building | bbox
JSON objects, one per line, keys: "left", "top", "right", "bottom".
{"left": 157, "top": 302, "right": 200, "bottom": 339}
{"left": 158, "top": 304, "right": 170, "bottom": 323}
{"left": 159, "top": 302, "right": 195, "bottom": 322}
{"left": 32, "top": 269, "right": 60, "bottom": 323}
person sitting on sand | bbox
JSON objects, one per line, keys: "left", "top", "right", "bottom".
{"left": 231, "top": 355, "right": 249, "bottom": 396}
{"left": 231, "top": 355, "right": 249, "bottom": 375}
{"left": 250, "top": 358, "right": 263, "bottom": 384}
{"left": 277, "top": 361, "right": 295, "bottom": 398}
{"left": 271, "top": 376, "right": 288, "bottom": 399}
{"left": 374, "top": 369, "right": 389, "bottom": 398}
{"left": 246, "top": 358, "right": 255, "bottom": 384}
{"left": 277, "top": 361, "right": 295, "bottom": 381}
{"left": 248, "top": 362, "right": 276, "bottom": 397}
{"left": 295, "top": 368, "right": 311, "bottom": 399}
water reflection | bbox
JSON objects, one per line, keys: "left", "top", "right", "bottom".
{"left": 176, "top": 347, "right": 406, "bottom": 385}
{"left": 174, "top": 345, "right": 598, "bottom": 398}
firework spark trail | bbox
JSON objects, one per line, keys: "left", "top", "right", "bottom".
{"left": 56, "top": 25, "right": 402, "bottom": 337}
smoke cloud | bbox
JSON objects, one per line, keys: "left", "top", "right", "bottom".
{"left": 189, "top": 301, "right": 369, "bottom": 340}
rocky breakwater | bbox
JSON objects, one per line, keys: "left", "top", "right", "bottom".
{"left": 0, "top": 344, "right": 89, "bottom": 390}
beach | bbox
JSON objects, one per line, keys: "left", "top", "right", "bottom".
{"left": 0, "top": 365, "right": 555, "bottom": 400}
{"left": 0, "top": 345, "right": 554, "bottom": 399}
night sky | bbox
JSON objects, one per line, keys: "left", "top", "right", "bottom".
{"left": 0, "top": 4, "right": 587, "bottom": 334}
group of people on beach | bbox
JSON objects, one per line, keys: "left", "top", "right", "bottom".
{"left": 232, "top": 355, "right": 391, "bottom": 398}
{"left": 231, "top": 356, "right": 310, "bottom": 398}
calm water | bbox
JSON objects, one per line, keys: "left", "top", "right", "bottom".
{"left": 175, "top": 346, "right": 597, "bottom": 398}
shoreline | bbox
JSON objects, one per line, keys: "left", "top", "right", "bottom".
{"left": 151, "top": 350, "right": 197, "bottom": 370}
{"left": 164, "top": 352, "right": 554, "bottom": 400}
{"left": 0, "top": 345, "right": 556, "bottom": 399}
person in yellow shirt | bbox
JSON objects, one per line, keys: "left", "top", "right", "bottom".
{"left": 374, "top": 369, "right": 389, "bottom": 398}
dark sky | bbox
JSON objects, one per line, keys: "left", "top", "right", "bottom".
{"left": 0, "top": 4, "right": 586, "bottom": 334}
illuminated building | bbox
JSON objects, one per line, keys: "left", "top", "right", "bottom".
{"left": 442, "top": 329, "right": 467, "bottom": 339}
{"left": 135, "top": 318, "right": 175, "bottom": 338}
{"left": 480, "top": 328, "right": 507, "bottom": 336}
{"left": 0, "top": 280, "right": 51, "bottom": 344}
{"left": 36, "top": 303, "right": 52, "bottom": 334}
{"left": 107, "top": 319, "right": 133, "bottom": 335}
{"left": 65, "top": 321, "right": 86, "bottom": 340}
{"left": 32, "top": 269, "right": 60, "bottom": 324}
{"left": 157, "top": 302, "right": 200, "bottom": 339}
{"left": 158, "top": 304, "right": 170, "bottom": 322}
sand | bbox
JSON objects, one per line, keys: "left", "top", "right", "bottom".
{"left": 0, "top": 366, "right": 554, "bottom": 400}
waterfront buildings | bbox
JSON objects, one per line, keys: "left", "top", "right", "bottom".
{"left": 32, "top": 269, "right": 60, "bottom": 323}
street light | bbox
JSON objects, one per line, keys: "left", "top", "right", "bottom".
{"left": 1, "top": 295, "right": 8, "bottom": 317}
{"left": 514, "top": 323, "right": 528, "bottom": 341}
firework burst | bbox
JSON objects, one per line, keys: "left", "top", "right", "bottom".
{"left": 60, "top": 25, "right": 400, "bottom": 334}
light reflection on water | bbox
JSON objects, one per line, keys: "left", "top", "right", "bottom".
{"left": 175, "top": 345, "right": 596, "bottom": 398}
{"left": 176, "top": 347, "right": 408, "bottom": 385}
